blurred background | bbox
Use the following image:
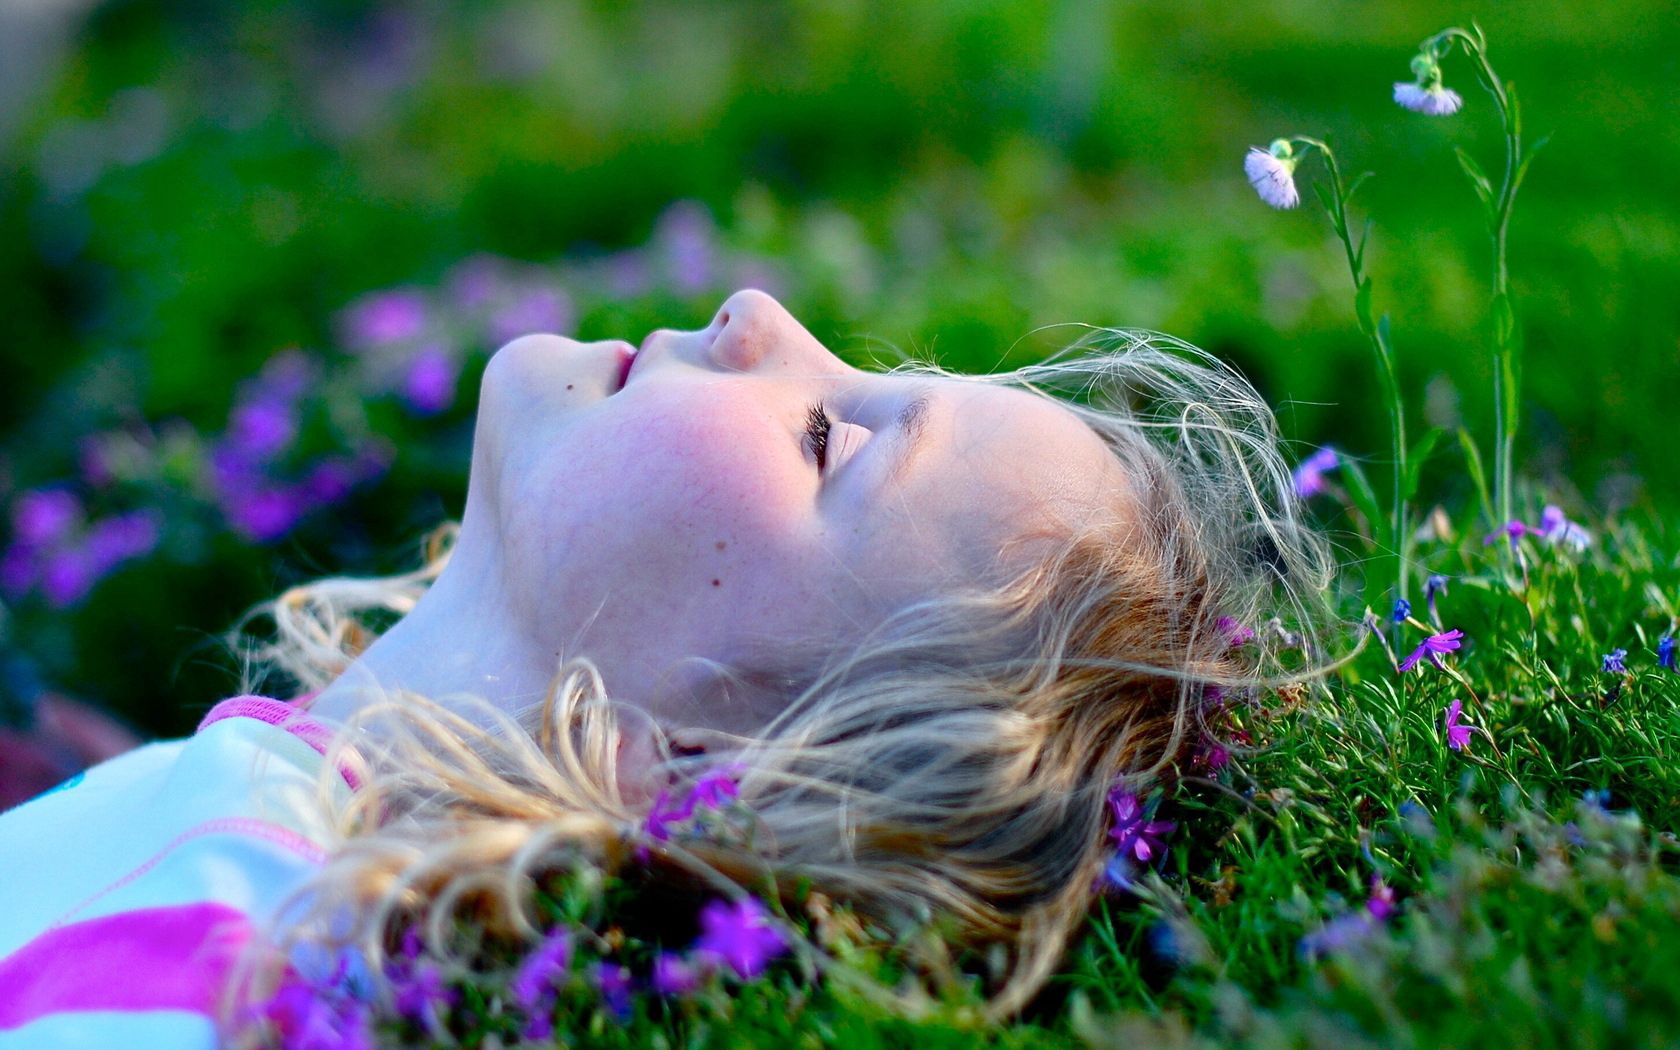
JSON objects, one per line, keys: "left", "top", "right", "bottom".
{"left": 0, "top": 0, "right": 1675, "bottom": 757}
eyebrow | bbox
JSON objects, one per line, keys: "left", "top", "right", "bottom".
{"left": 878, "top": 389, "right": 934, "bottom": 490}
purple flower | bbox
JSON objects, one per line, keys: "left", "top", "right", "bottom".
{"left": 83, "top": 510, "right": 161, "bottom": 575}
{"left": 510, "top": 927, "right": 572, "bottom": 1014}
{"left": 1538, "top": 505, "right": 1592, "bottom": 551}
{"left": 693, "top": 897, "right": 788, "bottom": 979}
{"left": 343, "top": 288, "right": 428, "bottom": 347}
{"left": 1244, "top": 141, "right": 1300, "bottom": 209}
{"left": 657, "top": 201, "right": 718, "bottom": 295}
{"left": 1393, "top": 81, "right": 1463, "bottom": 115}
{"left": 0, "top": 543, "right": 37, "bottom": 596}
{"left": 1216, "top": 615, "right": 1255, "bottom": 648}
{"left": 651, "top": 952, "right": 699, "bottom": 997}
{"left": 593, "top": 962, "right": 633, "bottom": 1019}
{"left": 488, "top": 287, "right": 573, "bottom": 346}
{"left": 1366, "top": 878, "right": 1397, "bottom": 921}
{"left": 1659, "top": 636, "right": 1676, "bottom": 672}
{"left": 393, "top": 961, "right": 456, "bottom": 1028}
{"left": 1299, "top": 910, "right": 1380, "bottom": 960}
{"left": 1425, "top": 574, "right": 1449, "bottom": 618}
{"left": 228, "top": 398, "right": 297, "bottom": 460}
{"left": 225, "top": 486, "right": 306, "bottom": 544}
{"left": 13, "top": 489, "right": 81, "bottom": 546}
{"left": 1398, "top": 628, "right": 1464, "bottom": 673}
{"left": 643, "top": 764, "right": 745, "bottom": 844}
{"left": 401, "top": 345, "right": 459, "bottom": 415}
{"left": 1602, "top": 648, "right": 1628, "bottom": 674}
{"left": 1107, "top": 787, "right": 1176, "bottom": 864}
{"left": 1391, "top": 598, "right": 1411, "bottom": 623}
{"left": 249, "top": 971, "right": 374, "bottom": 1050}
{"left": 39, "top": 547, "right": 96, "bottom": 608}
{"left": 1292, "top": 446, "right": 1339, "bottom": 499}
{"left": 1483, "top": 520, "right": 1537, "bottom": 548}
{"left": 1443, "top": 698, "right": 1473, "bottom": 752}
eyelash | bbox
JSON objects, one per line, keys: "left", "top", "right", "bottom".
{"left": 803, "top": 401, "right": 833, "bottom": 470}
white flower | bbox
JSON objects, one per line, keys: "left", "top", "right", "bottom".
{"left": 1393, "top": 81, "right": 1463, "bottom": 116}
{"left": 1244, "top": 146, "right": 1299, "bottom": 209}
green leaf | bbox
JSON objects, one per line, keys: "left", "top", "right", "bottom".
{"left": 1403, "top": 426, "right": 1446, "bottom": 502}
{"left": 1354, "top": 277, "right": 1376, "bottom": 338}
{"left": 1457, "top": 427, "right": 1495, "bottom": 528}
{"left": 1455, "top": 147, "right": 1495, "bottom": 211}
{"left": 1344, "top": 171, "right": 1374, "bottom": 202}
{"left": 1513, "top": 133, "right": 1551, "bottom": 194}
{"left": 1340, "top": 455, "right": 1390, "bottom": 552}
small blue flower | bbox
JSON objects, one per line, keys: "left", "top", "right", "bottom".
{"left": 1424, "top": 575, "right": 1449, "bottom": 618}
{"left": 1658, "top": 635, "right": 1676, "bottom": 672}
{"left": 1602, "top": 648, "right": 1628, "bottom": 674}
{"left": 1391, "top": 598, "right": 1411, "bottom": 623}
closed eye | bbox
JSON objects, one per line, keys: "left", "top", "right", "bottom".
{"left": 804, "top": 401, "right": 833, "bottom": 470}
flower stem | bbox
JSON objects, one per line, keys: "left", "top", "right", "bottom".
{"left": 1430, "top": 25, "right": 1526, "bottom": 532}
{"left": 1295, "top": 137, "right": 1409, "bottom": 601}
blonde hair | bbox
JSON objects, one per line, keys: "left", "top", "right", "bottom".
{"left": 230, "top": 328, "right": 1333, "bottom": 1030}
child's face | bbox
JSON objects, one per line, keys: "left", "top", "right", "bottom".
{"left": 466, "top": 290, "right": 1125, "bottom": 735}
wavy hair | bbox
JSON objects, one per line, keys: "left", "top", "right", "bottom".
{"left": 227, "top": 328, "right": 1335, "bottom": 1031}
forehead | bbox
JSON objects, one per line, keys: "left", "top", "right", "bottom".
{"left": 831, "top": 376, "right": 1129, "bottom": 598}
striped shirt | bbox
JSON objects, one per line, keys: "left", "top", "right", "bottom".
{"left": 0, "top": 696, "right": 356, "bottom": 1048}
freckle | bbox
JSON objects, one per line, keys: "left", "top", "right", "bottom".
{"left": 566, "top": 384, "right": 574, "bottom": 391}
{"left": 715, "top": 540, "right": 727, "bottom": 551}
{"left": 711, "top": 578, "right": 721, "bottom": 587}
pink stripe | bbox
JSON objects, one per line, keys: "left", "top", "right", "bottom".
{"left": 51, "top": 817, "right": 329, "bottom": 931}
{"left": 198, "top": 695, "right": 363, "bottom": 790}
{"left": 0, "top": 902, "right": 253, "bottom": 1029}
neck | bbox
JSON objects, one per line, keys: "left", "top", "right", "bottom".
{"left": 305, "top": 534, "right": 553, "bottom": 727}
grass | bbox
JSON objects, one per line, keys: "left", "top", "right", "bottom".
{"left": 327, "top": 509, "right": 1680, "bottom": 1049}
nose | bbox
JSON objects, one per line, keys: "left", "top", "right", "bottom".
{"left": 705, "top": 289, "right": 824, "bottom": 374}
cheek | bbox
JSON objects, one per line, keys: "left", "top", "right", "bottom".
{"left": 498, "top": 390, "right": 812, "bottom": 591}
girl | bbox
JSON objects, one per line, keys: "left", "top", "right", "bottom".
{"left": 0, "top": 289, "right": 1329, "bottom": 1047}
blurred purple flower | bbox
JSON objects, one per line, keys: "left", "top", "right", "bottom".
{"left": 593, "top": 962, "right": 633, "bottom": 1019}
{"left": 1391, "top": 598, "right": 1411, "bottom": 623}
{"left": 651, "top": 952, "right": 699, "bottom": 997}
{"left": 1483, "top": 520, "right": 1537, "bottom": 547}
{"left": 488, "top": 287, "right": 573, "bottom": 346}
{"left": 225, "top": 486, "right": 306, "bottom": 544}
{"left": 13, "top": 489, "right": 81, "bottom": 547}
{"left": 78, "top": 438, "right": 116, "bottom": 487}
{"left": 510, "top": 928, "right": 572, "bottom": 1015}
{"left": 658, "top": 201, "right": 718, "bottom": 295}
{"left": 1602, "top": 648, "right": 1627, "bottom": 674}
{"left": 249, "top": 972, "right": 375, "bottom": 1050}
{"left": 1659, "top": 636, "right": 1676, "bottom": 672}
{"left": 83, "top": 510, "right": 161, "bottom": 575}
{"left": 0, "top": 543, "right": 37, "bottom": 595}
{"left": 1216, "top": 616, "right": 1254, "bottom": 648}
{"left": 644, "top": 764, "right": 745, "bottom": 844}
{"left": 1538, "top": 505, "right": 1593, "bottom": 551}
{"left": 1398, "top": 628, "right": 1463, "bottom": 673}
{"left": 1443, "top": 698, "right": 1473, "bottom": 752}
{"left": 39, "top": 547, "right": 96, "bottom": 608}
{"left": 228, "top": 399, "right": 297, "bottom": 460}
{"left": 256, "top": 349, "right": 316, "bottom": 403}
{"left": 1393, "top": 81, "right": 1463, "bottom": 115}
{"left": 1366, "top": 878, "right": 1397, "bottom": 920}
{"left": 1107, "top": 787, "right": 1176, "bottom": 863}
{"left": 343, "top": 289, "right": 428, "bottom": 347}
{"left": 1424, "top": 574, "right": 1449, "bottom": 619}
{"left": 446, "top": 254, "right": 506, "bottom": 311}
{"left": 401, "top": 345, "right": 459, "bottom": 415}
{"left": 1292, "top": 446, "right": 1338, "bottom": 499}
{"left": 694, "top": 897, "right": 788, "bottom": 979}
{"left": 393, "top": 961, "right": 456, "bottom": 1028}
{"left": 1298, "top": 910, "right": 1379, "bottom": 960}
